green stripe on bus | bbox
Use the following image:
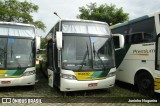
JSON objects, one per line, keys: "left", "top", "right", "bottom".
{"left": 13, "top": 69, "right": 26, "bottom": 76}
{"left": 89, "top": 69, "right": 110, "bottom": 78}
{"left": 115, "top": 44, "right": 131, "bottom": 68}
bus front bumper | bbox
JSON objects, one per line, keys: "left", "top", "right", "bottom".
{"left": 60, "top": 75, "right": 116, "bottom": 91}
{"left": 0, "top": 74, "right": 36, "bottom": 87}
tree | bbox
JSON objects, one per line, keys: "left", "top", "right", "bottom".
{"left": 77, "top": 3, "right": 129, "bottom": 25}
{"left": 0, "top": 0, "right": 46, "bottom": 31}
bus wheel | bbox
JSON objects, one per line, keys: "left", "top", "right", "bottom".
{"left": 137, "top": 72, "right": 154, "bottom": 96}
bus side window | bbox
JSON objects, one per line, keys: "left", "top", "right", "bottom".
{"left": 54, "top": 43, "right": 59, "bottom": 72}
{"left": 129, "top": 17, "right": 155, "bottom": 36}
{"left": 47, "top": 41, "right": 53, "bottom": 69}
{"left": 131, "top": 33, "right": 143, "bottom": 44}
{"left": 54, "top": 22, "right": 59, "bottom": 36}
{"left": 52, "top": 43, "right": 58, "bottom": 72}
{"left": 112, "top": 25, "right": 128, "bottom": 35}
{"left": 143, "top": 33, "right": 154, "bottom": 42}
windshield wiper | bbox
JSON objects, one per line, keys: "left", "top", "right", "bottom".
{"left": 92, "top": 43, "right": 106, "bottom": 70}
{"left": 11, "top": 45, "right": 13, "bottom": 60}
{"left": 78, "top": 42, "right": 89, "bottom": 71}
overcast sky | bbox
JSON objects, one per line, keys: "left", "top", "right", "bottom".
{"left": 23, "top": 0, "right": 160, "bottom": 37}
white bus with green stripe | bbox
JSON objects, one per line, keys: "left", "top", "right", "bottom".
{"left": 111, "top": 11, "right": 160, "bottom": 95}
{"left": 0, "top": 22, "right": 38, "bottom": 87}
{"left": 42, "top": 19, "right": 124, "bottom": 91}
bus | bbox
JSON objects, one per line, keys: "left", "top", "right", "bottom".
{"left": 41, "top": 19, "right": 124, "bottom": 91}
{"left": 0, "top": 22, "right": 39, "bottom": 87}
{"left": 111, "top": 11, "right": 160, "bottom": 95}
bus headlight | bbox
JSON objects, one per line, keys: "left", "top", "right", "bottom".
{"left": 61, "top": 74, "right": 77, "bottom": 80}
{"left": 23, "top": 70, "right": 35, "bottom": 76}
{"left": 108, "top": 72, "right": 116, "bottom": 77}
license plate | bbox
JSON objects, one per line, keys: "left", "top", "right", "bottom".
{"left": 1, "top": 81, "right": 11, "bottom": 84}
{"left": 88, "top": 83, "right": 97, "bottom": 87}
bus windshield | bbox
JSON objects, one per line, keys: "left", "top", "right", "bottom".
{"left": 0, "top": 37, "right": 34, "bottom": 69}
{"left": 62, "top": 34, "right": 115, "bottom": 71}
{"left": 7, "top": 38, "right": 34, "bottom": 68}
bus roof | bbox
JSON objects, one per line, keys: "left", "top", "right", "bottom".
{"left": 60, "top": 19, "right": 108, "bottom": 25}
{"left": 110, "top": 15, "right": 149, "bottom": 29}
{"left": 0, "top": 21, "right": 35, "bottom": 38}
{"left": 0, "top": 21, "right": 35, "bottom": 28}
{"left": 45, "top": 19, "right": 109, "bottom": 40}
{"left": 110, "top": 10, "right": 160, "bottom": 29}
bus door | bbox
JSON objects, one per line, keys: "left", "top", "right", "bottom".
{"left": 47, "top": 41, "right": 54, "bottom": 88}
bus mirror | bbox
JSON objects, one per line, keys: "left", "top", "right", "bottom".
{"left": 36, "top": 36, "right": 41, "bottom": 50}
{"left": 113, "top": 34, "right": 124, "bottom": 50}
{"left": 56, "top": 31, "right": 62, "bottom": 50}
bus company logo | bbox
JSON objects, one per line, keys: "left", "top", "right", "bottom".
{"left": 78, "top": 72, "right": 90, "bottom": 76}
{"left": 130, "top": 49, "right": 155, "bottom": 56}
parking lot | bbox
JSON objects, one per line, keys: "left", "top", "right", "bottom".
{"left": 0, "top": 67, "right": 159, "bottom": 105}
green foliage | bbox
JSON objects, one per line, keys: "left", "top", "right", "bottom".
{"left": 0, "top": 0, "right": 46, "bottom": 31}
{"left": 40, "top": 38, "right": 46, "bottom": 49}
{"left": 77, "top": 3, "right": 129, "bottom": 25}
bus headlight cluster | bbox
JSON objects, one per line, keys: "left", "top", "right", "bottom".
{"left": 23, "top": 70, "right": 35, "bottom": 76}
{"left": 108, "top": 72, "right": 116, "bottom": 77}
{"left": 61, "top": 74, "right": 77, "bottom": 80}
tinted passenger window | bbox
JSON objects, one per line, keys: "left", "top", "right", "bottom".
{"left": 143, "top": 33, "right": 154, "bottom": 42}
{"left": 54, "top": 23, "right": 59, "bottom": 35}
{"left": 112, "top": 25, "right": 128, "bottom": 35}
{"left": 129, "top": 17, "right": 155, "bottom": 36}
{"left": 130, "top": 33, "right": 154, "bottom": 44}
{"left": 47, "top": 41, "right": 53, "bottom": 68}
{"left": 131, "top": 33, "right": 143, "bottom": 44}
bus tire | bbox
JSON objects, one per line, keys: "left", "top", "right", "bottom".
{"left": 136, "top": 72, "right": 154, "bottom": 96}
